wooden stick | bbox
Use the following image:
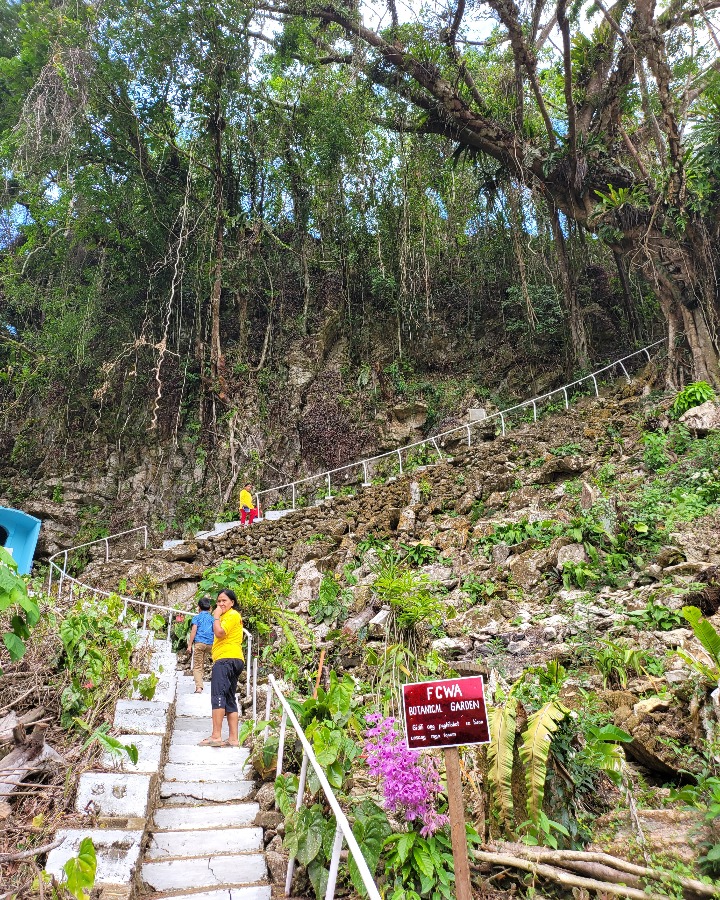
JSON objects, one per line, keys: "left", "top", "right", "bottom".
{"left": 445, "top": 747, "right": 473, "bottom": 900}
{"left": 0, "top": 839, "right": 61, "bottom": 863}
{"left": 313, "top": 649, "right": 326, "bottom": 699}
{"left": 0, "top": 687, "right": 37, "bottom": 717}
{"left": 471, "top": 850, "right": 685, "bottom": 900}
{"left": 505, "top": 846, "right": 720, "bottom": 898}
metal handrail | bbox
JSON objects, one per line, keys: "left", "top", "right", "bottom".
{"left": 45, "top": 529, "right": 257, "bottom": 701}
{"left": 267, "top": 674, "right": 382, "bottom": 900}
{"left": 256, "top": 340, "right": 664, "bottom": 511}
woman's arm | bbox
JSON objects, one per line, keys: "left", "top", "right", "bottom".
{"left": 212, "top": 611, "right": 227, "bottom": 638}
{"left": 186, "top": 623, "right": 198, "bottom": 651}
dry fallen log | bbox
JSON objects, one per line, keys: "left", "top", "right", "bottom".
{"left": 0, "top": 708, "right": 47, "bottom": 745}
{"left": 0, "top": 725, "right": 64, "bottom": 799}
{"left": 501, "top": 845, "right": 720, "bottom": 898}
{"left": 472, "top": 849, "right": 717, "bottom": 900}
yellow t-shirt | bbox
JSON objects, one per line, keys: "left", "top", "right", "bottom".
{"left": 211, "top": 608, "right": 245, "bottom": 662}
{"left": 239, "top": 489, "right": 255, "bottom": 511}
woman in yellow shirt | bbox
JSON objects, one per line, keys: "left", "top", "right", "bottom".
{"left": 239, "top": 483, "right": 258, "bottom": 527}
{"left": 199, "top": 589, "right": 245, "bottom": 747}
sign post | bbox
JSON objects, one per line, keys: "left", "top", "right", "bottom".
{"left": 402, "top": 676, "right": 490, "bottom": 900}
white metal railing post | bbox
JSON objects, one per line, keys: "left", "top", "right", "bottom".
{"left": 269, "top": 676, "right": 382, "bottom": 900}
{"left": 643, "top": 348, "right": 651, "bottom": 361}
{"left": 563, "top": 387, "right": 569, "bottom": 409}
{"left": 618, "top": 361, "right": 631, "bottom": 382}
{"left": 465, "top": 424, "right": 471, "bottom": 446}
{"left": 292, "top": 483, "right": 296, "bottom": 511}
{"left": 285, "top": 750, "right": 310, "bottom": 896}
{"left": 167, "top": 617, "right": 172, "bottom": 641}
{"left": 143, "top": 526, "right": 148, "bottom": 549}
{"left": 276, "top": 709, "right": 288, "bottom": 777}
{"left": 252, "top": 658, "right": 258, "bottom": 722}
{"left": 47, "top": 564, "right": 53, "bottom": 595}
{"left": 263, "top": 685, "right": 272, "bottom": 740}
{"left": 362, "top": 461, "right": 370, "bottom": 486}
{"left": 104, "top": 538, "right": 109, "bottom": 562}
{"left": 326, "top": 473, "right": 332, "bottom": 499}
{"left": 246, "top": 633, "right": 252, "bottom": 700}
{"left": 591, "top": 374, "right": 599, "bottom": 396}
{"left": 499, "top": 413, "right": 506, "bottom": 436}
{"left": 532, "top": 400, "right": 537, "bottom": 422}
{"left": 396, "top": 449, "right": 403, "bottom": 475}
{"left": 325, "top": 825, "right": 345, "bottom": 900}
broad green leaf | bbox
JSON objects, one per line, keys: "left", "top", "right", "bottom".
{"left": 3, "top": 631, "right": 26, "bottom": 661}
{"left": 62, "top": 837, "right": 97, "bottom": 900}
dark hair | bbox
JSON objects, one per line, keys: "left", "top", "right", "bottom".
{"left": 218, "top": 587, "right": 240, "bottom": 612}
{"left": 198, "top": 596, "right": 212, "bottom": 611}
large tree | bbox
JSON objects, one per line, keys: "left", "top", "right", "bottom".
{"left": 251, "top": 0, "right": 720, "bottom": 385}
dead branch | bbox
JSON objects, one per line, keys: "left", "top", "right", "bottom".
{"left": 471, "top": 849, "right": 679, "bottom": 900}
{"left": 0, "top": 839, "right": 61, "bottom": 864}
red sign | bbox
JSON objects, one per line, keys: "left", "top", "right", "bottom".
{"left": 402, "top": 676, "right": 490, "bottom": 750}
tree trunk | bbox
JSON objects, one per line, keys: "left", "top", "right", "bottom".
{"left": 612, "top": 249, "right": 643, "bottom": 343}
{"left": 548, "top": 206, "right": 589, "bottom": 371}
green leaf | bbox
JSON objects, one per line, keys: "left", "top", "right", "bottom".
{"left": 307, "top": 857, "right": 329, "bottom": 900}
{"left": 349, "top": 800, "right": 392, "bottom": 896}
{"left": 682, "top": 606, "right": 720, "bottom": 669}
{"left": 519, "top": 700, "right": 568, "bottom": 824}
{"left": 487, "top": 698, "right": 517, "bottom": 833}
{"left": 62, "top": 837, "right": 97, "bottom": 900}
{"left": 413, "top": 845, "right": 435, "bottom": 878}
{"left": 124, "top": 743, "right": 139, "bottom": 765}
{"left": 3, "top": 631, "right": 26, "bottom": 661}
{"left": 296, "top": 806, "right": 325, "bottom": 865}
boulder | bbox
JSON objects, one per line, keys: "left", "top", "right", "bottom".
{"left": 679, "top": 399, "right": 720, "bottom": 435}
{"left": 288, "top": 560, "right": 323, "bottom": 609}
{"left": 431, "top": 636, "right": 472, "bottom": 657}
{"left": 255, "top": 782, "right": 276, "bottom": 811}
{"left": 556, "top": 543, "right": 587, "bottom": 568}
{"left": 397, "top": 506, "right": 416, "bottom": 534}
{"left": 534, "top": 455, "right": 588, "bottom": 484}
{"left": 506, "top": 549, "right": 548, "bottom": 590}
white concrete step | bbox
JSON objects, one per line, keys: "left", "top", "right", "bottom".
{"left": 154, "top": 888, "right": 271, "bottom": 900}
{"left": 100, "top": 734, "right": 163, "bottom": 774}
{"left": 142, "top": 853, "right": 267, "bottom": 891}
{"left": 146, "top": 827, "right": 263, "bottom": 859}
{"left": 114, "top": 699, "right": 171, "bottom": 735}
{"left": 76, "top": 772, "right": 152, "bottom": 818}
{"left": 172, "top": 716, "right": 217, "bottom": 732}
{"left": 164, "top": 764, "right": 251, "bottom": 783}
{"left": 160, "top": 781, "right": 254, "bottom": 804}
{"left": 46, "top": 829, "right": 144, "bottom": 886}
{"left": 153, "top": 803, "right": 259, "bottom": 831}
{"left": 176, "top": 678, "right": 210, "bottom": 695}
{"left": 168, "top": 745, "right": 249, "bottom": 766}
{"left": 176, "top": 693, "right": 215, "bottom": 717}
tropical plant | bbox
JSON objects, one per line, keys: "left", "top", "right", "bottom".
{"left": 670, "top": 381, "right": 716, "bottom": 419}
{"left": 0, "top": 545, "right": 39, "bottom": 667}
{"left": 58, "top": 837, "right": 97, "bottom": 900}
{"left": 309, "top": 573, "right": 350, "bottom": 626}
{"left": 487, "top": 698, "right": 518, "bottom": 835}
{"left": 58, "top": 593, "right": 143, "bottom": 729}
{"left": 590, "top": 640, "right": 647, "bottom": 688}
{"left": 627, "top": 600, "right": 684, "bottom": 632}
{"left": 198, "top": 557, "right": 310, "bottom": 656}
{"left": 382, "top": 829, "right": 462, "bottom": 900}
{"left": 400, "top": 542, "right": 440, "bottom": 567}
{"left": 679, "top": 605, "right": 720, "bottom": 679}
{"left": 519, "top": 701, "right": 569, "bottom": 825}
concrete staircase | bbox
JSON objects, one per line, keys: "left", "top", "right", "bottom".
{"left": 45, "top": 634, "right": 270, "bottom": 900}
{"left": 141, "top": 673, "right": 269, "bottom": 900}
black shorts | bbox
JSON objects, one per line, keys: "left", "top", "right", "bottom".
{"left": 210, "top": 658, "right": 245, "bottom": 713}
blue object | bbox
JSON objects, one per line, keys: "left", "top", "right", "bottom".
{"left": 0, "top": 507, "right": 42, "bottom": 575}
{"left": 192, "top": 611, "right": 215, "bottom": 645}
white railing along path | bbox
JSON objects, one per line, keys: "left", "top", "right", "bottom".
{"left": 46, "top": 528, "right": 257, "bottom": 703}
{"left": 255, "top": 340, "right": 664, "bottom": 512}
{"left": 266, "top": 674, "right": 382, "bottom": 900}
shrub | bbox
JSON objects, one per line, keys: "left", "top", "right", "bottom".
{"left": 670, "top": 381, "right": 716, "bottom": 418}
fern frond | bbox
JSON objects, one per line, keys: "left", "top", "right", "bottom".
{"left": 682, "top": 606, "right": 720, "bottom": 671}
{"left": 519, "top": 701, "right": 568, "bottom": 824}
{"left": 487, "top": 699, "right": 517, "bottom": 834}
